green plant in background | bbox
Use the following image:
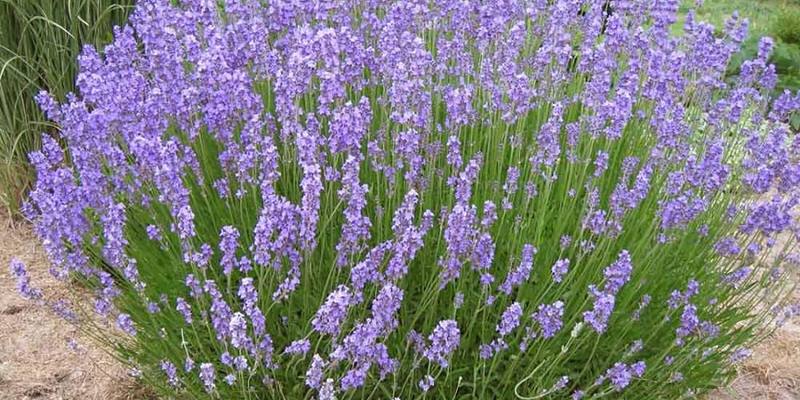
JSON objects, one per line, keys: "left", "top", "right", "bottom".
{"left": 769, "top": 7, "right": 800, "bottom": 101}
{"left": 677, "top": 0, "right": 800, "bottom": 128}
{"left": 771, "top": 7, "right": 800, "bottom": 45}
{"left": 0, "top": 0, "right": 133, "bottom": 218}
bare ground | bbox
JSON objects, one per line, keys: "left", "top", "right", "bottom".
{"left": 706, "top": 287, "right": 800, "bottom": 400}
{"left": 0, "top": 215, "right": 798, "bottom": 399}
{"left": 0, "top": 217, "right": 144, "bottom": 400}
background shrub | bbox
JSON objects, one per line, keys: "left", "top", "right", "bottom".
{"left": 0, "top": 0, "right": 133, "bottom": 218}
{"left": 12, "top": 1, "right": 800, "bottom": 400}
{"left": 771, "top": 8, "right": 800, "bottom": 44}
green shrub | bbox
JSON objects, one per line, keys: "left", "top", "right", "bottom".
{"left": 771, "top": 8, "right": 800, "bottom": 45}
{"left": 11, "top": 1, "right": 800, "bottom": 400}
{"left": 770, "top": 42, "right": 800, "bottom": 93}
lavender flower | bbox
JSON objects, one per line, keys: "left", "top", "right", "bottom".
{"left": 553, "top": 376, "right": 569, "bottom": 391}
{"left": 533, "top": 301, "right": 565, "bottom": 339}
{"left": 675, "top": 304, "right": 700, "bottom": 346}
{"left": 229, "top": 312, "right": 251, "bottom": 349}
{"left": 199, "top": 363, "right": 215, "bottom": 392}
{"left": 498, "top": 302, "right": 523, "bottom": 337}
{"left": 729, "top": 348, "right": 752, "bottom": 363}
{"left": 593, "top": 151, "right": 610, "bottom": 177}
{"left": 423, "top": 319, "right": 461, "bottom": 367}
{"left": 319, "top": 379, "right": 336, "bottom": 400}
{"left": 205, "top": 280, "right": 233, "bottom": 341}
{"left": 312, "top": 285, "right": 353, "bottom": 336}
{"left": 9, "top": 259, "right": 41, "bottom": 300}
{"left": 175, "top": 297, "right": 192, "bottom": 324}
{"left": 603, "top": 250, "right": 633, "bottom": 294}
{"left": 336, "top": 155, "right": 372, "bottom": 266}
{"left": 479, "top": 344, "right": 494, "bottom": 360}
{"left": 306, "top": 354, "right": 327, "bottom": 389}
{"left": 502, "top": 166, "right": 520, "bottom": 209}
{"left": 583, "top": 250, "right": 634, "bottom": 333}
{"left": 218, "top": 226, "right": 240, "bottom": 275}
{"left": 454, "top": 292, "right": 464, "bottom": 309}
{"left": 146, "top": 224, "right": 161, "bottom": 241}
{"left": 19, "top": 1, "right": 800, "bottom": 397}
{"left": 283, "top": 339, "right": 311, "bottom": 356}
{"left": 116, "top": 313, "right": 137, "bottom": 336}
{"left": 233, "top": 356, "right": 248, "bottom": 371}
{"left": 238, "top": 277, "right": 266, "bottom": 336}
{"left": 160, "top": 360, "right": 179, "bottom": 387}
{"left": 551, "top": 258, "right": 570, "bottom": 283}
{"left": 499, "top": 245, "right": 536, "bottom": 295}
{"left": 419, "top": 374, "right": 435, "bottom": 392}
{"left": 184, "top": 358, "right": 194, "bottom": 373}
{"left": 605, "top": 361, "right": 646, "bottom": 391}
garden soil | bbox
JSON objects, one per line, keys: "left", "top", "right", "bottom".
{"left": 0, "top": 216, "right": 149, "bottom": 400}
{"left": 0, "top": 215, "right": 797, "bottom": 400}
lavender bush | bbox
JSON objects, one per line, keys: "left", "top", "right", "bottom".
{"left": 12, "top": 0, "right": 800, "bottom": 398}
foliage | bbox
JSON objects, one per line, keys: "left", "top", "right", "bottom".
{"left": 11, "top": 1, "right": 800, "bottom": 400}
{"left": 677, "top": 0, "right": 800, "bottom": 96}
{"left": 0, "top": 0, "right": 133, "bottom": 217}
{"left": 771, "top": 8, "right": 800, "bottom": 44}
{"left": 770, "top": 41, "right": 800, "bottom": 93}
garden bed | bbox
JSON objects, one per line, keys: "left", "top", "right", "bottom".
{"left": 1, "top": 216, "right": 797, "bottom": 399}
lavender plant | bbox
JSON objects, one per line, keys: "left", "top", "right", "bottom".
{"left": 11, "top": 0, "right": 800, "bottom": 399}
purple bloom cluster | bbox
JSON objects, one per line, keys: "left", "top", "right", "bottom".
{"left": 421, "top": 319, "right": 461, "bottom": 368}
{"left": 499, "top": 245, "right": 537, "bottom": 295}
{"left": 9, "top": 259, "right": 42, "bottom": 300}
{"left": 175, "top": 297, "right": 192, "bottom": 324}
{"left": 336, "top": 155, "right": 372, "bottom": 267}
{"left": 305, "top": 354, "right": 327, "bottom": 389}
{"left": 284, "top": 339, "right": 311, "bottom": 356}
{"left": 116, "top": 313, "right": 137, "bottom": 336}
{"left": 551, "top": 258, "right": 570, "bottom": 284}
{"left": 533, "top": 301, "right": 565, "bottom": 339}
{"left": 583, "top": 251, "right": 634, "bottom": 333}
{"left": 199, "top": 363, "right": 215, "bottom": 393}
{"left": 329, "top": 283, "right": 404, "bottom": 390}
{"left": 497, "top": 302, "right": 524, "bottom": 337}
{"left": 603, "top": 361, "right": 647, "bottom": 391}
{"left": 160, "top": 360, "right": 179, "bottom": 387}
{"left": 312, "top": 285, "right": 353, "bottom": 336}
{"left": 218, "top": 226, "right": 240, "bottom": 275}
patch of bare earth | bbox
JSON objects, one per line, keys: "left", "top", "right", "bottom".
{"left": 707, "top": 228, "right": 800, "bottom": 400}
{"left": 706, "top": 314, "right": 800, "bottom": 399}
{"left": 0, "top": 216, "right": 144, "bottom": 400}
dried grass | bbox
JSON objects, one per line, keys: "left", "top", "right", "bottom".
{"left": 706, "top": 229, "right": 800, "bottom": 400}
{"left": 0, "top": 216, "right": 150, "bottom": 400}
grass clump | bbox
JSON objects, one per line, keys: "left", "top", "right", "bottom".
{"left": 9, "top": 1, "right": 800, "bottom": 400}
{"left": 0, "top": 0, "right": 133, "bottom": 217}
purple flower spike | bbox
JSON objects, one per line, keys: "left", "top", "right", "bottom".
{"left": 9, "top": 258, "right": 42, "bottom": 300}
{"left": 423, "top": 319, "right": 461, "bottom": 367}
{"left": 284, "top": 339, "right": 311, "bottom": 356}
{"left": 498, "top": 302, "right": 524, "bottom": 337}
{"left": 312, "top": 285, "right": 353, "bottom": 336}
